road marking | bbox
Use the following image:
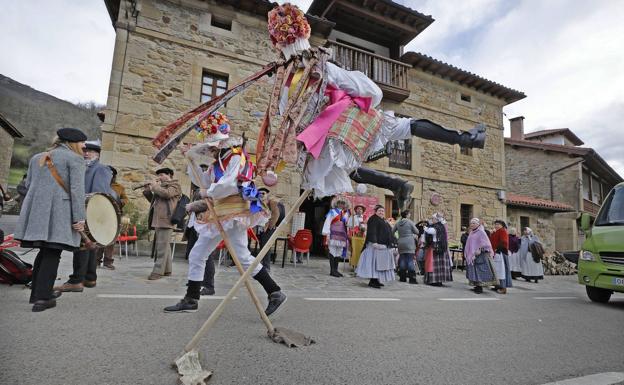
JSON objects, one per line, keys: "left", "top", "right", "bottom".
{"left": 438, "top": 298, "right": 500, "bottom": 301}
{"left": 533, "top": 296, "right": 579, "bottom": 300}
{"left": 541, "top": 372, "right": 624, "bottom": 385}
{"left": 97, "top": 294, "right": 235, "bottom": 300}
{"left": 303, "top": 297, "right": 400, "bottom": 301}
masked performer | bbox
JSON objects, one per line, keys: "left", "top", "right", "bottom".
{"left": 164, "top": 113, "right": 286, "bottom": 316}
{"left": 322, "top": 196, "right": 350, "bottom": 277}
{"left": 256, "top": 4, "right": 486, "bottom": 211}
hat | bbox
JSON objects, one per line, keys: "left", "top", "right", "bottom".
{"left": 354, "top": 204, "right": 366, "bottom": 212}
{"left": 258, "top": 187, "right": 270, "bottom": 194}
{"left": 195, "top": 112, "right": 232, "bottom": 146}
{"left": 84, "top": 140, "right": 101, "bottom": 152}
{"left": 57, "top": 127, "right": 87, "bottom": 143}
{"left": 267, "top": 4, "right": 311, "bottom": 57}
{"left": 109, "top": 166, "right": 118, "bottom": 176}
{"left": 155, "top": 167, "right": 174, "bottom": 176}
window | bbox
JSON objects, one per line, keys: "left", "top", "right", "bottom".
{"left": 591, "top": 175, "right": 602, "bottom": 204}
{"left": 460, "top": 93, "right": 472, "bottom": 103}
{"left": 520, "top": 216, "right": 530, "bottom": 232}
{"left": 389, "top": 138, "right": 412, "bottom": 170}
{"left": 460, "top": 204, "right": 473, "bottom": 229}
{"left": 200, "top": 71, "right": 228, "bottom": 103}
{"left": 210, "top": 15, "right": 232, "bottom": 31}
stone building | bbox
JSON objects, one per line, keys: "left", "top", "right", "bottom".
{"left": 0, "top": 112, "right": 23, "bottom": 189}
{"left": 505, "top": 116, "right": 622, "bottom": 253}
{"left": 101, "top": 0, "right": 524, "bottom": 248}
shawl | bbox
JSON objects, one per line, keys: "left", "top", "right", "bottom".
{"left": 489, "top": 227, "right": 509, "bottom": 252}
{"left": 464, "top": 225, "right": 493, "bottom": 265}
{"left": 508, "top": 234, "right": 520, "bottom": 253}
{"left": 364, "top": 215, "right": 394, "bottom": 247}
{"left": 519, "top": 234, "right": 540, "bottom": 259}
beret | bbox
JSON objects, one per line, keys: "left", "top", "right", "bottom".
{"left": 84, "top": 141, "right": 101, "bottom": 152}
{"left": 57, "top": 127, "right": 87, "bottom": 142}
{"left": 155, "top": 167, "right": 174, "bottom": 176}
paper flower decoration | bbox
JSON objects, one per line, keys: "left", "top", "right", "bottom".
{"left": 195, "top": 111, "right": 230, "bottom": 141}
{"left": 267, "top": 3, "right": 311, "bottom": 48}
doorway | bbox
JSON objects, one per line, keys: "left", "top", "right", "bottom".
{"left": 299, "top": 193, "right": 332, "bottom": 255}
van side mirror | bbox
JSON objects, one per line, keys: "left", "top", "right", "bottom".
{"left": 580, "top": 213, "right": 591, "bottom": 232}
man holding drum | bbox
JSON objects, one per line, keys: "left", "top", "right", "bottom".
{"left": 15, "top": 128, "right": 87, "bottom": 312}
{"left": 55, "top": 140, "right": 116, "bottom": 292}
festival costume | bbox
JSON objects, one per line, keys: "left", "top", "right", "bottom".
{"left": 519, "top": 230, "right": 544, "bottom": 282}
{"left": 164, "top": 114, "right": 284, "bottom": 314}
{"left": 322, "top": 197, "right": 350, "bottom": 277}
{"left": 255, "top": 4, "right": 487, "bottom": 211}
{"left": 422, "top": 220, "right": 453, "bottom": 286}
{"left": 490, "top": 226, "right": 512, "bottom": 290}
{"left": 464, "top": 224, "right": 498, "bottom": 290}
{"left": 508, "top": 233, "right": 522, "bottom": 278}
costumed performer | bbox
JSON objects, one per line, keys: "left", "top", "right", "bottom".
{"left": 422, "top": 213, "right": 453, "bottom": 286}
{"left": 164, "top": 113, "right": 286, "bottom": 316}
{"left": 321, "top": 196, "right": 350, "bottom": 277}
{"left": 257, "top": 4, "right": 486, "bottom": 211}
{"left": 464, "top": 218, "right": 497, "bottom": 294}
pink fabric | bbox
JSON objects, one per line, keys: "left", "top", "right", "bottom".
{"left": 464, "top": 225, "right": 494, "bottom": 265}
{"left": 296, "top": 85, "right": 372, "bottom": 159}
{"left": 424, "top": 247, "right": 434, "bottom": 273}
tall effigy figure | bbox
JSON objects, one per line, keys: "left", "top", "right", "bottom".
{"left": 256, "top": 4, "right": 486, "bottom": 210}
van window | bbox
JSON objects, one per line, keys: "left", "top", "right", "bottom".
{"left": 594, "top": 186, "right": 624, "bottom": 226}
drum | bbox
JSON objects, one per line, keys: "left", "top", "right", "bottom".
{"left": 83, "top": 193, "right": 121, "bottom": 248}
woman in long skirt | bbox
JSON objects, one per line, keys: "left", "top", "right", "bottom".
{"left": 508, "top": 227, "right": 522, "bottom": 279}
{"left": 423, "top": 213, "right": 453, "bottom": 286}
{"left": 519, "top": 227, "right": 544, "bottom": 283}
{"left": 489, "top": 220, "right": 511, "bottom": 294}
{"left": 464, "top": 218, "right": 497, "bottom": 294}
{"left": 356, "top": 205, "right": 395, "bottom": 288}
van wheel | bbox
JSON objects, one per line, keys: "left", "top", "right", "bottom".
{"left": 586, "top": 286, "right": 612, "bottom": 303}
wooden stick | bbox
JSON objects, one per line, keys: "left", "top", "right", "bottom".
{"left": 185, "top": 155, "right": 274, "bottom": 334}
{"left": 185, "top": 189, "right": 311, "bottom": 352}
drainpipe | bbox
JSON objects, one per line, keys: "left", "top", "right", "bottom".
{"left": 550, "top": 159, "right": 585, "bottom": 202}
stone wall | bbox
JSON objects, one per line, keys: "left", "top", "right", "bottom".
{"left": 101, "top": 0, "right": 510, "bottom": 243}
{"left": 507, "top": 207, "right": 556, "bottom": 256}
{"left": 0, "top": 128, "right": 15, "bottom": 188}
{"left": 505, "top": 144, "right": 582, "bottom": 209}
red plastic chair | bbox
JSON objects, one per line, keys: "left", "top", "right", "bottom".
{"left": 288, "top": 229, "right": 313, "bottom": 266}
{"left": 117, "top": 226, "right": 138, "bottom": 259}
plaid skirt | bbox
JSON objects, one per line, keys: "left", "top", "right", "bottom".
{"left": 466, "top": 252, "right": 498, "bottom": 287}
{"left": 424, "top": 247, "right": 453, "bottom": 284}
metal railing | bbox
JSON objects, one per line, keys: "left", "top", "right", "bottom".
{"left": 388, "top": 139, "right": 412, "bottom": 170}
{"left": 326, "top": 40, "right": 410, "bottom": 90}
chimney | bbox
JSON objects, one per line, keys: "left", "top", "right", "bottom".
{"left": 510, "top": 116, "right": 525, "bottom": 140}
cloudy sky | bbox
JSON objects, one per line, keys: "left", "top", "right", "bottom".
{"left": 1, "top": 0, "right": 622, "bottom": 176}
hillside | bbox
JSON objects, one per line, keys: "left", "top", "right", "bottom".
{"left": 0, "top": 74, "right": 103, "bottom": 168}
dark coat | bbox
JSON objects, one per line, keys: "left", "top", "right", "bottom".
{"left": 15, "top": 145, "right": 86, "bottom": 249}
{"left": 85, "top": 159, "right": 114, "bottom": 195}
{"left": 364, "top": 215, "right": 394, "bottom": 247}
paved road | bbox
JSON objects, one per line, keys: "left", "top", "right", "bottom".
{"left": 1, "top": 250, "right": 623, "bottom": 385}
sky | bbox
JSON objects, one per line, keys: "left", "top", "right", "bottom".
{"left": 0, "top": 0, "right": 622, "bottom": 177}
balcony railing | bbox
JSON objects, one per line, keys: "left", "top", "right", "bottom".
{"left": 583, "top": 199, "right": 601, "bottom": 216}
{"left": 326, "top": 40, "right": 411, "bottom": 101}
{"left": 389, "top": 139, "right": 412, "bottom": 170}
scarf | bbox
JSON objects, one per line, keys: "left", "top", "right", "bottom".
{"left": 464, "top": 225, "right": 493, "bottom": 265}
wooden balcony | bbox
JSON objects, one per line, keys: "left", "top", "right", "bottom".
{"left": 326, "top": 40, "right": 411, "bottom": 102}
{"left": 583, "top": 199, "right": 601, "bottom": 216}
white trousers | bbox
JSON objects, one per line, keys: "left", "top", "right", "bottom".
{"left": 188, "top": 221, "right": 262, "bottom": 281}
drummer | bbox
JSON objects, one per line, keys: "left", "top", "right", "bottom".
{"left": 55, "top": 140, "right": 115, "bottom": 293}
{"left": 15, "top": 128, "right": 87, "bottom": 312}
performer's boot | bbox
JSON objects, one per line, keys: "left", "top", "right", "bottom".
{"left": 408, "top": 271, "right": 418, "bottom": 284}
{"left": 334, "top": 257, "right": 344, "bottom": 277}
{"left": 350, "top": 167, "right": 414, "bottom": 211}
{"left": 398, "top": 269, "right": 407, "bottom": 282}
{"left": 164, "top": 280, "right": 200, "bottom": 313}
{"left": 253, "top": 267, "right": 287, "bottom": 317}
{"left": 329, "top": 256, "right": 339, "bottom": 277}
{"left": 410, "top": 119, "right": 486, "bottom": 149}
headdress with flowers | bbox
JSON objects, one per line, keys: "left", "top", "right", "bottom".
{"left": 195, "top": 111, "right": 230, "bottom": 142}
{"left": 267, "top": 3, "right": 311, "bottom": 49}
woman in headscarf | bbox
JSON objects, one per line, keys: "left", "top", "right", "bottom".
{"left": 508, "top": 227, "right": 522, "bottom": 279}
{"left": 519, "top": 227, "right": 544, "bottom": 283}
{"left": 464, "top": 218, "right": 497, "bottom": 293}
{"left": 489, "top": 219, "right": 511, "bottom": 294}
{"left": 355, "top": 205, "right": 396, "bottom": 288}
{"left": 422, "top": 212, "right": 453, "bottom": 286}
